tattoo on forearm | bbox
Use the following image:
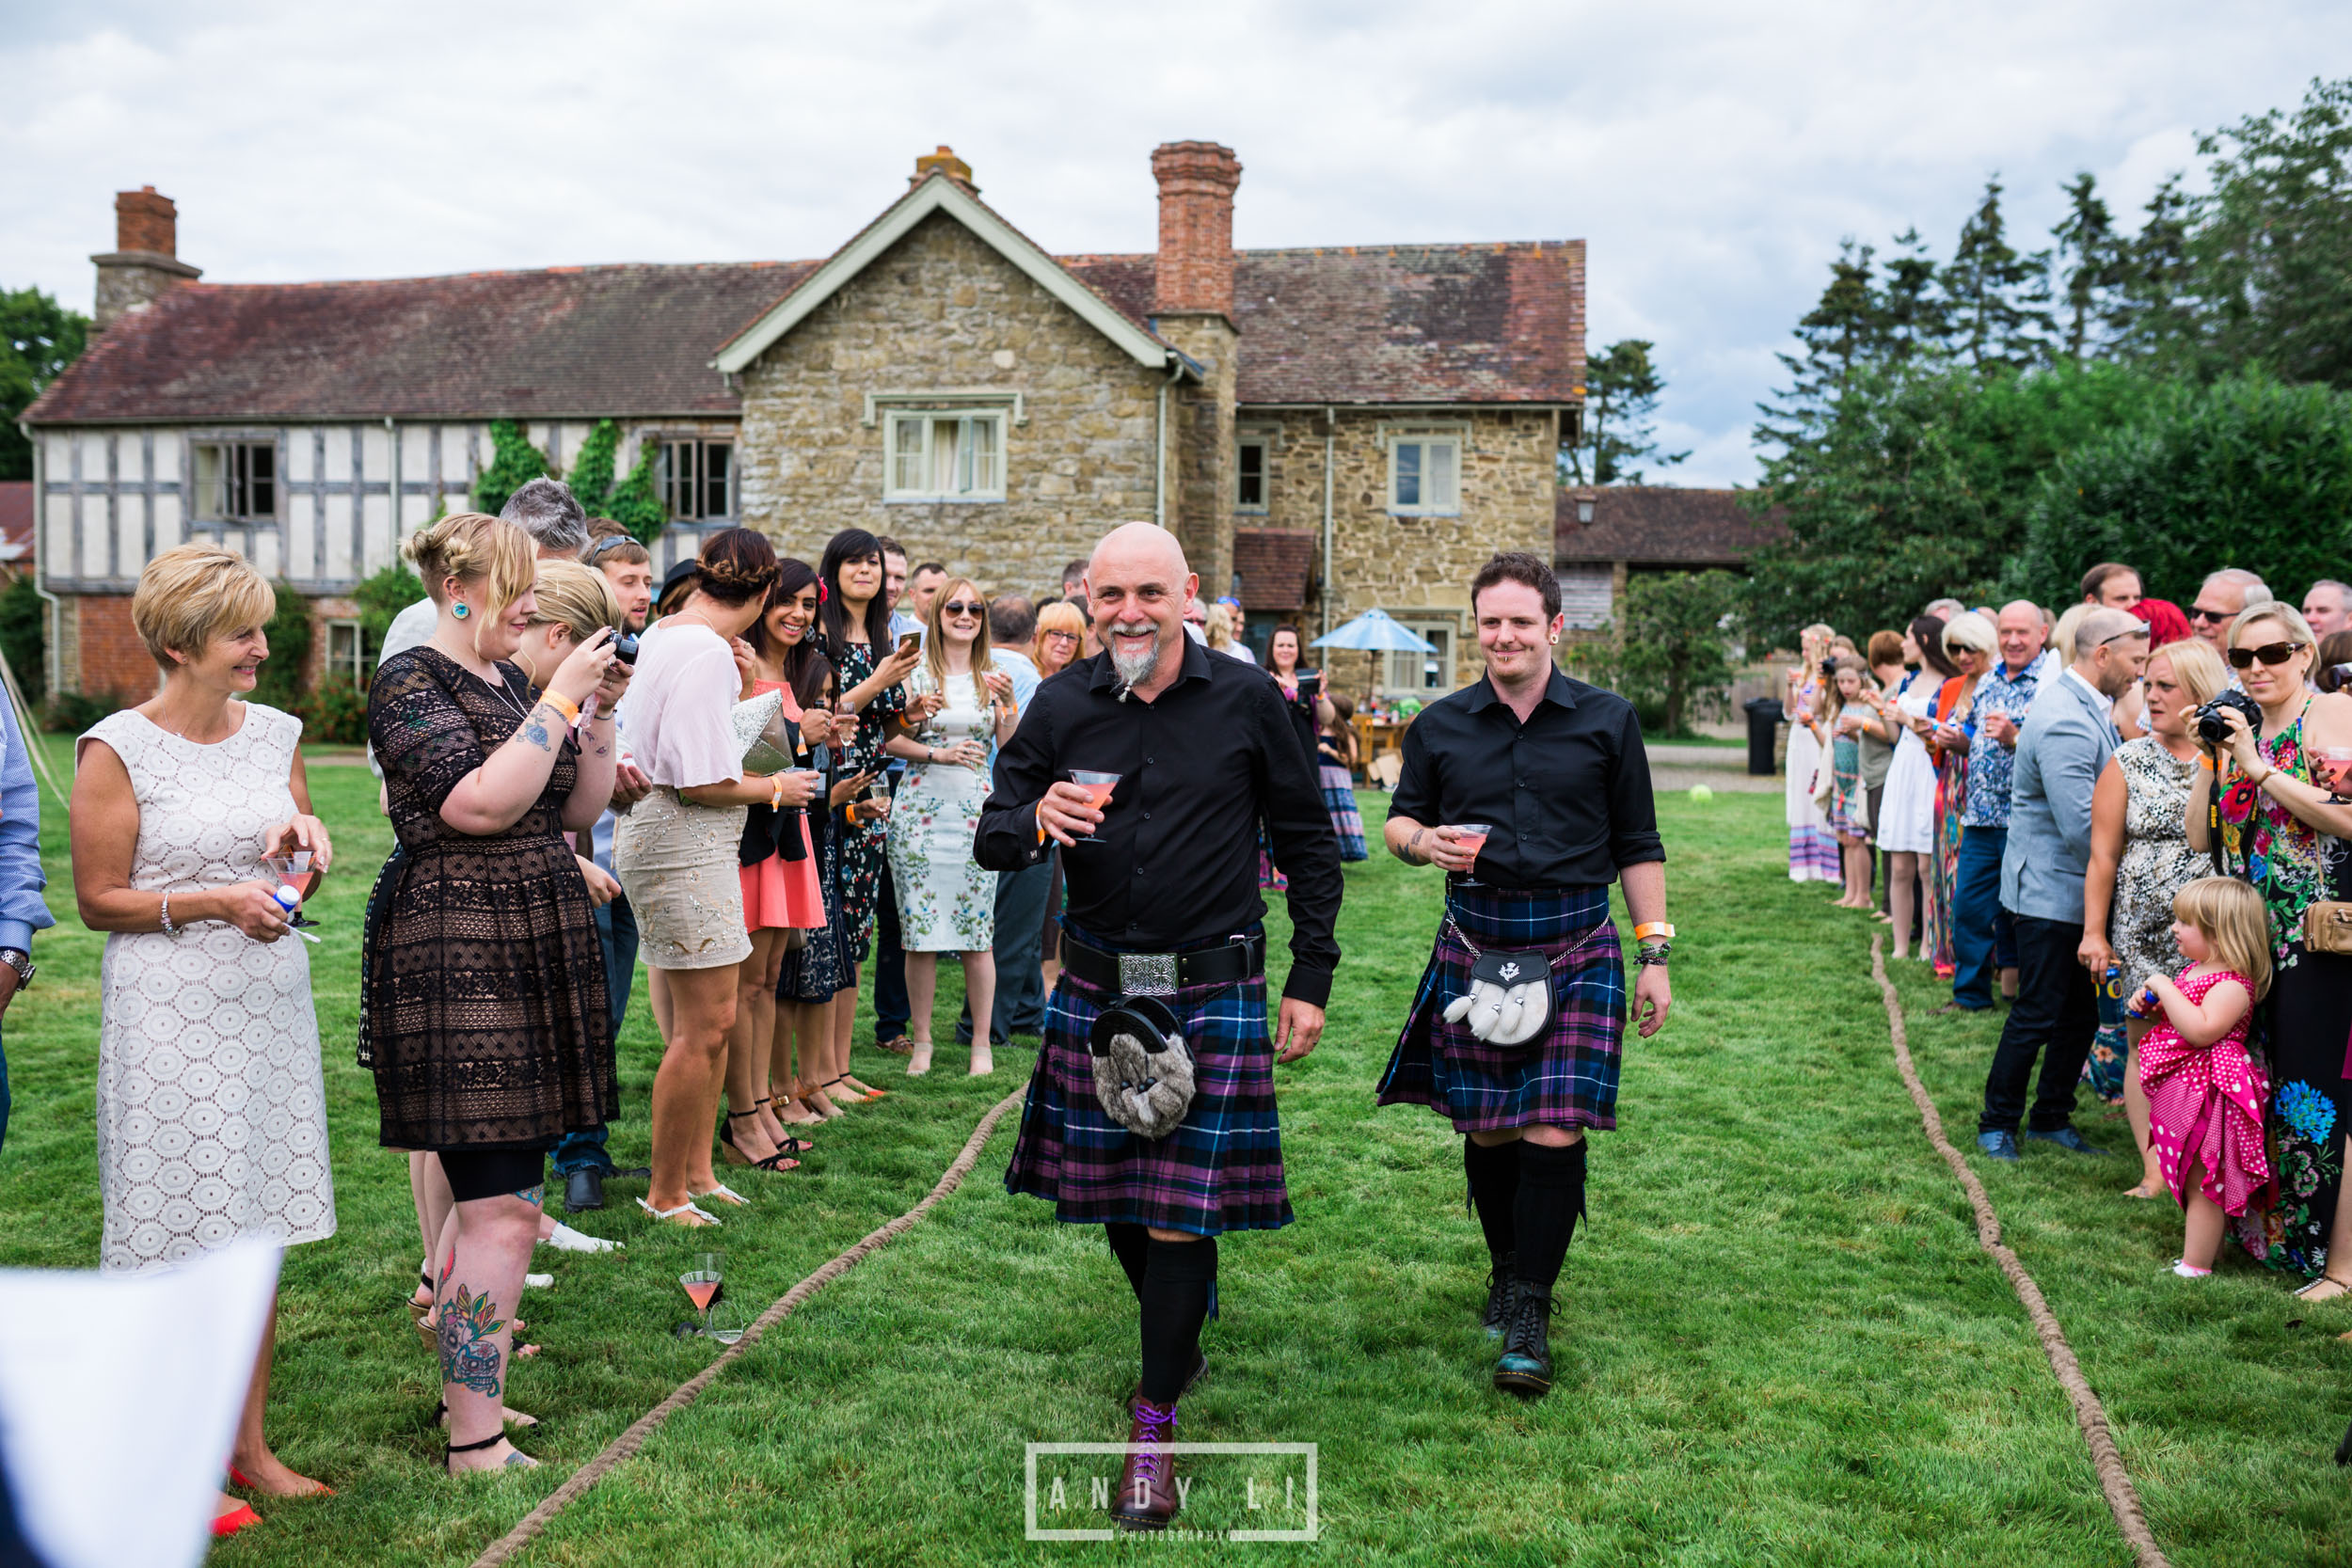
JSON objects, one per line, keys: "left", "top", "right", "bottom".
{"left": 520, "top": 703, "right": 555, "bottom": 752}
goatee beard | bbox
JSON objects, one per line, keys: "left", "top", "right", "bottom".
{"left": 1109, "top": 625, "right": 1160, "bottom": 689}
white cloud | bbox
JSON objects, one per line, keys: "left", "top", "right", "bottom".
{"left": 4, "top": 1, "right": 2344, "bottom": 485}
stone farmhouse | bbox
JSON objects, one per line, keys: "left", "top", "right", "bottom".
{"left": 22, "top": 145, "right": 1585, "bottom": 705}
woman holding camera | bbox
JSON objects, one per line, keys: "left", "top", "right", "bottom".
{"left": 2185, "top": 603, "right": 2352, "bottom": 1290}
{"left": 2082, "top": 638, "right": 2231, "bottom": 1199}
{"left": 613, "top": 529, "right": 813, "bottom": 1226}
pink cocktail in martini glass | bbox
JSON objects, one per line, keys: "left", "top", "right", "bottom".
{"left": 1068, "top": 770, "right": 1121, "bottom": 846}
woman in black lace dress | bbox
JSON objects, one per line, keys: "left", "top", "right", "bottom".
{"left": 366, "top": 511, "right": 625, "bottom": 1475}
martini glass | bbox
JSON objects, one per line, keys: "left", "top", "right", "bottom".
{"left": 1445, "top": 823, "right": 1493, "bottom": 886}
{"left": 1068, "top": 770, "right": 1120, "bottom": 847}
{"left": 260, "top": 851, "right": 324, "bottom": 942}
{"left": 679, "top": 1251, "right": 723, "bottom": 1338}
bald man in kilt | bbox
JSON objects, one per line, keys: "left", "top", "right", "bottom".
{"left": 977, "top": 523, "right": 1342, "bottom": 1531}
{"left": 1379, "top": 551, "right": 1673, "bottom": 1400}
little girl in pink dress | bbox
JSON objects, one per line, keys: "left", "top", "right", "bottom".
{"left": 2128, "top": 876, "right": 2274, "bottom": 1278}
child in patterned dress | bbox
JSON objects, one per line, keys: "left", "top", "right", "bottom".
{"left": 2127, "top": 876, "right": 2273, "bottom": 1278}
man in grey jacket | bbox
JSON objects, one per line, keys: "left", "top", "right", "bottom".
{"left": 1977, "top": 607, "right": 2149, "bottom": 1162}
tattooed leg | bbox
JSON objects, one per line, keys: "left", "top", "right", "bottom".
{"left": 439, "top": 1192, "right": 541, "bottom": 1467}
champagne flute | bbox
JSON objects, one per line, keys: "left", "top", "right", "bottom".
{"left": 679, "top": 1251, "right": 723, "bottom": 1338}
{"left": 1067, "top": 770, "right": 1120, "bottom": 847}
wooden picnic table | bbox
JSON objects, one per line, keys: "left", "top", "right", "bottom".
{"left": 1350, "top": 712, "right": 1415, "bottom": 784}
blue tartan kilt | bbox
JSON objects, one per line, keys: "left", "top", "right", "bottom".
{"left": 1003, "top": 924, "right": 1293, "bottom": 1237}
{"left": 1378, "top": 883, "right": 1628, "bottom": 1133}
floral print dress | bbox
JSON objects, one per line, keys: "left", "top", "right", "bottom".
{"left": 2217, "top": 702, "right": 2352, "bottom": 1275}
{"left": 826, "top": 636, "right": 907, "bottom": 964}
{"left": 884, "top": 666, "right": 997, "bottom": 952}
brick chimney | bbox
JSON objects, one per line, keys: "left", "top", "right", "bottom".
{"left": 1151, "top": 141, "right": 1242, "bottom": 320}
{"left": 911, "top": 146, "right": 977, "bottom": 194}
{"left": 91, "top": 185, "right": 201, "bottom": 331}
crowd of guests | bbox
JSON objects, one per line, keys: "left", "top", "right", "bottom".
{"left": 63, "top": 480, "right": 1378, "bottom": 1520}
{"left": 1784, "top": 564, "right": 2352, "bottom": 1284}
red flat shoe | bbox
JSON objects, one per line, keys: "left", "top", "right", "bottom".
{"left": 213, "top": 1502, "right": 262, "bottom": 1537}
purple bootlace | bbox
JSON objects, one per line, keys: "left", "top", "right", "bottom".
{"left": 1132, "top": 1400, "right": 1178, "bottom": 1481}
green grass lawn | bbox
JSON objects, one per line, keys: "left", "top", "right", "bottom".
{"left": 3, "top": 739, "right": 2347, "bottom": 1565}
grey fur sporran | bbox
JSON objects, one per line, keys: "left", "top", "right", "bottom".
{"left": 1088, "top": 995, "right": 1195, "bottom": 1140}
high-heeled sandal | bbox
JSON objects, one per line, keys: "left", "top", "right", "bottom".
{"left": 720, "top": 1110, "right": 802, "bottom": 1171}
{"left": 638, "top": 1195, "right": 721, "bottom": 1227}
{"left": 2295, "top": 1272, "right": 2352, "bottom": 1301}
{"left": 445, "top": 1431, "right": 536, "bottom": 1474}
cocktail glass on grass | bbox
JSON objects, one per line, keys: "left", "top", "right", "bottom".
{"left": 2316, "top": 747, "right": 2352, "bottom": 801}
{"left": 680, "top": 1251, "right": 724, "bottom": 1338}
{"left": 1068, "top": 770, "right": 1121, "bottom": 846}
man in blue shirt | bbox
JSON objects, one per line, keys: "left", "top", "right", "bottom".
{"left": 1943, "top": 601, "right": 2044, "bottom": 1013}
{"left": 0, "top": 688, "right": 56, "bottom": 1151}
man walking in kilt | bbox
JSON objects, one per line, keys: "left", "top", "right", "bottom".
{"left": 977, "top": 522, "right": 1342, "bottom": 1531}
{"left": 1379, "top": 551, "right": 1673, "bottom": 1399}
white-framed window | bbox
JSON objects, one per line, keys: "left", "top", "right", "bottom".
{"left": 1383, "top": 622, "right": 1454, "bottom": 694}
{"left": 658, "top": 439, "right": 733, "bottom": 520}
{"left": 1235, "top": 434, "right": 1269, "bottom": 511}
{"left": 326, "top": 619, "right": 370, "bottom": 688}
{"left": 1387, "top": 434, "right": 1461, "bottom": 515}
{"left": 194, "top": 441, "right": 276, "bottom": 521}
{"left": 884, "top": 411, "right": 1005, "bottom": 502}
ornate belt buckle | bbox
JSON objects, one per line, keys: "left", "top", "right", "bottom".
{"left": 1117, "top": 951, "right": 1180, "bottom": 997}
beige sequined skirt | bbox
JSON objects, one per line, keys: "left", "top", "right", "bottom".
{"left": 614, "top": 786, "right": 752, "bottom": 971}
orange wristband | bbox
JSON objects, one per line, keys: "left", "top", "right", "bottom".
{"left": 541, "top": 690, "right": 581, "bottom": 726}
{"left": 1634, "top": 922, "right": 1676, "bottom": 942}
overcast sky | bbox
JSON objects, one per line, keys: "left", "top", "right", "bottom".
{"left": 5, "top": 1, "right": 2345, "bottom": 484}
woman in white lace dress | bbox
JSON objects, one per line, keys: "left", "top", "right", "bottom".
{"left": 885, "top": 578, "right": 1017, "bottom": 1075}
{"left": 71, "top": 546, "right": 336, "bottom": 1517}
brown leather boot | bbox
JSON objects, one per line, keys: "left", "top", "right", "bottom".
{"left": 1110, "top": 1396, "right": 1181, "bottom": 1531}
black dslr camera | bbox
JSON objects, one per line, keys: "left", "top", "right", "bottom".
{"left": 2193, "top": 689, "right": 2263, "bottom": 745}
{"left": 611, "top": 631, "right": 640, "bottom": 666}
{"left": 2318, "top": 662, "right": 2352, "bottom": 695}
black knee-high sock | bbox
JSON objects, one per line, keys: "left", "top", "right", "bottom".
{"left": 1137, "top": 1237, "right": 1217, "bottom": 1404}
{"left": 1105, "top": 1222, "right": 1151, "bottom": 1300}
{"left": 1464, "top": 1137, "right": 1519, "bottom": 1265}
{"left": 1512, "top": 1141, "right": 1586, "bottom": 1292}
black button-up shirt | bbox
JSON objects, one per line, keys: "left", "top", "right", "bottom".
{"left": 1388, "top": 668, "right": 1664, "bottom": 889}
{"left": 976, "top": 636, "right": 1343, "bottom": 1006}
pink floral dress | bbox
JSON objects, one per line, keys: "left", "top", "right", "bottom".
{"left": 2139, "top": 966, "right": 2270, "bottom": 1216}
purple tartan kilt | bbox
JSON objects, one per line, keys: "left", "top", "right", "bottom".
{"left": 1378, "top": 883, "right": 1628, "bottom": 1133}
{"left": 1003, "top": 948, "right": 1293, "bottom": 1238}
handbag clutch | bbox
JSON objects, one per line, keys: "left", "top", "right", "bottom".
{"left": 731, "top": 689, "right": 797, "bottom": 775}
{"left": 2307, "top": 901, "right": 2352, "bottom": 956}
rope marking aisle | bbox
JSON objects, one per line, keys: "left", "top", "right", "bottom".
{"left": 469, "top": 1087, "right": 1028, "bottom": 1568}
{"left": 1868, "top": 935, "right": 2170, "bottom": 1568}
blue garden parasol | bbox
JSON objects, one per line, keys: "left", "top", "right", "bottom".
{"left": 1310, "top": 609, "right": 1435, "bottom": 654}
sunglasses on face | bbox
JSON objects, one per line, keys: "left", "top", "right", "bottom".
{"left": 942, "top": 600, "right": 985, "bottom": 618}
{"left": 2188, "top": 606, "right": 2233, "bottom": 624}
{"left": 2227, "top": 641, "right": 2304, "bottom": 670}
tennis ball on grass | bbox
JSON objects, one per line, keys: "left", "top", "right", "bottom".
{"left": 1688, "top": 784, "right": 1715, "bottom": 803}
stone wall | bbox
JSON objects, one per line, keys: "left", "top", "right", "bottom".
{"left": 734, "top": 211, "right": 1168, "bottom": 598}
{"left": 1155, "top": 313, "right": 1237, "bottom": 602}
{"left": 1233, "top": 405, "right": 1561, "bottom": 689}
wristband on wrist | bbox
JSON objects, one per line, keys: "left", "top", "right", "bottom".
{"left": 770, "top": 774, "right": 787, "bottom": 810}
{"left": 541, "top": 690, "right": 581, "bottom": 725}
{"left": 1633, "top": 922, "right": 1676, "bottom": 942}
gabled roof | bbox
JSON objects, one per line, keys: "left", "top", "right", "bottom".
{"left": 712, "top": 174, "right": 1180, "bottom": 377}
{"left": 1554, "top": 486, "right": 1786, "bottom": 567}
{"left": 1064, "top": 242, "right": 1584, "bottom": 405}
{"left": 23, "top": 261, "right": 814, "bottom": 425}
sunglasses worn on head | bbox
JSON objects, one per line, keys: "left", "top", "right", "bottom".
{"left": 942, "top": 600, "right": 984, "bottom": 618}
{"left": 2227, "top": 641, "right": 2304, "bottom": 670}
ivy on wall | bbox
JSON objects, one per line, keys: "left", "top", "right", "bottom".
{"left": 567, "top": 419, "right": 669, "bottom": 544}
{"left": 470, "top": 420, "right": 554, "bottom": 515}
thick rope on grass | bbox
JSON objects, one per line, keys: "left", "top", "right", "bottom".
{"left": 1868, "top": 935, "right": 2169, "bottom": 1568}
{"left": 468, "top": 1087, "right": 1027, "bottom": 1568}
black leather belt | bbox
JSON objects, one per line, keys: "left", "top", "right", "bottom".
{"left": 1059, "top": 931, "right": 1264, "bottom": 996}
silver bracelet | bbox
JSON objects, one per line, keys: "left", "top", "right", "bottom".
{"left": 159, "top": 891, "right": 176, "bottom": 935}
